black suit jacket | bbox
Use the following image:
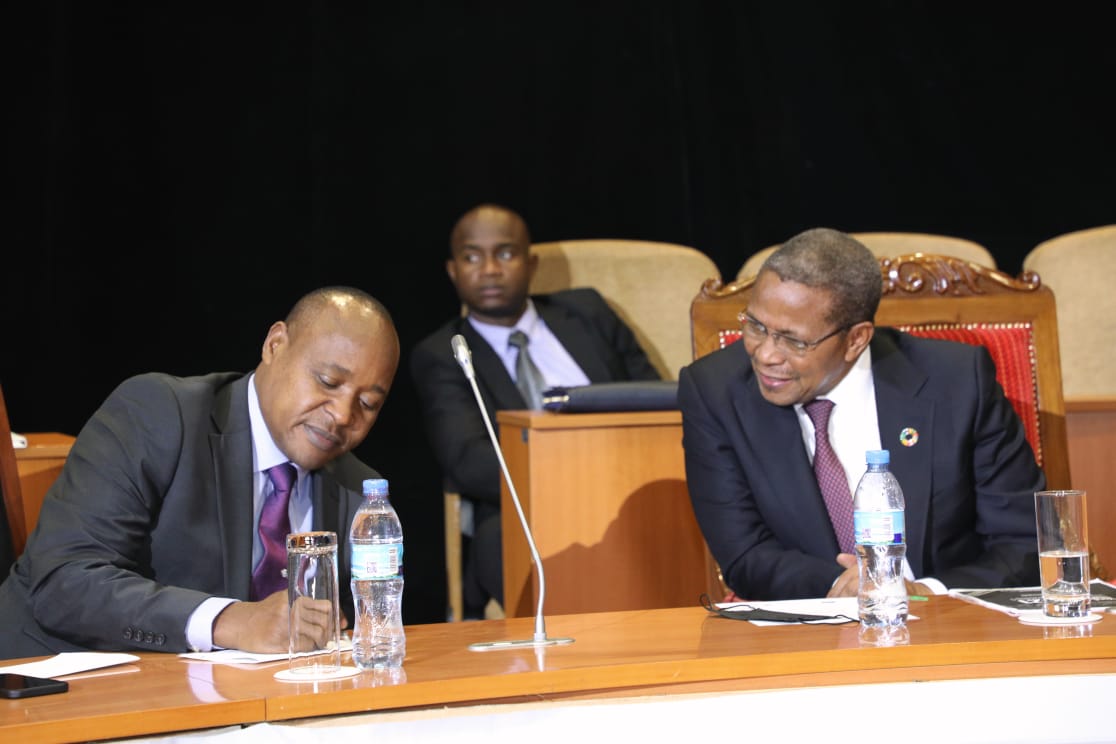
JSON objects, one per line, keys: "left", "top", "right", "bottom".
{"left": 0, "top": 372, "right": 374, "bottom": 659}
{"left": 411, "top": 288, "right": 660, "bottom": 508}
{"left": 679, "top": 328, "right": 1043, "bottom": 601}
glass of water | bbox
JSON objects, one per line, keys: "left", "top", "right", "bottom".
{"left": 286, "top": 531, "right": 342, "bottom": 675}
{"left": 1034, "top": 490, "right": 1090, "bottom": 618}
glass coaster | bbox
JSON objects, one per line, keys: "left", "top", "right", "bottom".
{"left": 1018, "top": 612, "right": 1102, "bottom": 626}
{"left": 274, "top": 665, "right": 361, "bottom": 682}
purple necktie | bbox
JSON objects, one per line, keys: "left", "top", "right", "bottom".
{"left": 804, "top": 399, "right": 855, "bottom": 554}
{"left": 250, "top": 463, "right": 295, "bottom": 600}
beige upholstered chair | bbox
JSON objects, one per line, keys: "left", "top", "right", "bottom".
{"left": 736, "top": 232, "right": 996, "bottom": 282}
{"left": 1023, "top": 225, "right": 1116, "bottom": 400}
{"left": 444, "top": 238, "right": 721, "bottom": 620}
{"left": 529, "top": 239, "right": 721, "bottom": 380}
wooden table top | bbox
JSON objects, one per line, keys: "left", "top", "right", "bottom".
{"left": 3, "top": 598, "right": 1114, "bottom": 742}
{"left": 12, "top": 432, "right": 75, "bottom": 460}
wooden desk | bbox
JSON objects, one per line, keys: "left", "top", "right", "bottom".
{"left": 13, "top": 433, "right": 75, "bottom": 544}
{"left": 3, "top": 598, "right": 1116, "bottom": 742}
{"left": 495, "top": 410, "right": 709, "bottom": 618}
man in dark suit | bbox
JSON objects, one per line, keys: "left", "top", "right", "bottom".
{"left": 680, "top": 228, "right": 1042, "bottom": 601}
{"left": 0, "top": 286, "right": 400, "bottom": 659}
{"left": 411, "top": 204, "right": 659, "bottom": 617}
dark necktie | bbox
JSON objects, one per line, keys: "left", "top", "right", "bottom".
{"left": 803, "top": 399, "right": 855, "bottom": 554}
{"left": 251, "top": 462, "right": 295, "bottom": 600}
{"left": 509, "top": 330, "right": 546, "bottom": 409}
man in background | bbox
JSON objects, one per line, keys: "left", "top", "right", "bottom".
{"left": 411, "top": 204, "right": 659, "bottom": 618}
{"left": 679, "top": 228, "right": 1042, "bottom": 601}
{"left": 0, "top": 286, "right": 400, "bottom": 659}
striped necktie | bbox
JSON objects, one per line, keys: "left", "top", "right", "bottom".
{"left": 250, "top": 462, "right": 295, "bottom": 600}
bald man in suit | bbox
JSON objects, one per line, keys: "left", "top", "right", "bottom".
{"left": 0, "top": 287, "right": 400, "bottom": 659}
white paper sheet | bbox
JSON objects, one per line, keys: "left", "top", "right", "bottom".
{"left": 0, "top": 652, "right": 139, "bottom": 678}
{"left": 180, "top": 638, "right": 352, "bottom": 665}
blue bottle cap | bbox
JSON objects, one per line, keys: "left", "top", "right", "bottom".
{"left": 363, "top": 478, "right": 389, "bottom": 497}
{"left": 866, "top": 449, "right": 890, "bottom": 465}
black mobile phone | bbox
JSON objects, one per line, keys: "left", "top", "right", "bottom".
{"left": 0, "top": 673, "right": 69, "bottom": 699}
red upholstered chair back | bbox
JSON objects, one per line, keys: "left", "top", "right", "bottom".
{"left": 691, "top": 254, "right": 1070, "bottom": 490}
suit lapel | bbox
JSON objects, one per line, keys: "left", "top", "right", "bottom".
{"left": 870, "top": 333, "right": 933, "bottom": 573}
{"left": 310, "top": 469, "right": 342, "bottom": 536}
{"left": 210, "top": 375, "right": 255, "bottom": 600}
{"left": 536, "top": 299, "right": 613, "bottom": 382}
{"left": 460, "top": 320, "right": 526, "bottom": 409}
{"left": 732, "top": 362, "right": 842, "bottom": 554}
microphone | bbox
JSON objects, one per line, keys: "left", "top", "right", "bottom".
{"left": 449, "top": 333, "right": 574, "bottom": 650}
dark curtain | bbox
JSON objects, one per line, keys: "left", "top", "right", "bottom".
{"left": 4, "top": 1, "right": 1114, "bottom": 624}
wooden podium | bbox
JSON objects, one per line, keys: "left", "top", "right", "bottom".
{"left": 496, "top": 410, "right": 711, "bottom": 618}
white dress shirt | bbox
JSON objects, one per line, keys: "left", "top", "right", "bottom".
{"left": 185, "top": 373, "right": 313, "bottom": 651}
{"left": 468, "top": 300, "right": 591, "bottom": 389}
{"left": 794, "top": 346, "right": 945, "bottom": 594}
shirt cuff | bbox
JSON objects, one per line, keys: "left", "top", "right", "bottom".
{"left": 187, "top": 597, "right": 238, "bottom": 652}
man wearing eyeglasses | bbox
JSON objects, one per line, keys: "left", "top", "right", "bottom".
{"left": 679, "top": 227, "right": 1042, "bottom": 601}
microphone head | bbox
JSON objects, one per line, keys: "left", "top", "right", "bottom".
{"left": 451, "top": 334, "right": 475, "bottom": 379}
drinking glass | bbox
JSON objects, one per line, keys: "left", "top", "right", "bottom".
{"left": 286, "top": 531, "right": 342, "bottom": 675}
{"left": 1034, "top": 490, "right": 1090, "bottom": 618}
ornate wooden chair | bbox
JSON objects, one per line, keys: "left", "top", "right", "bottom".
{"left": 690, "top": 254, "right": 1097, "bottom": 590}
{"left": 443, "top": 239, "right": 721, "bottom": 620}
{"left": 737, "top": 232, "right": 996, "bottom": 282}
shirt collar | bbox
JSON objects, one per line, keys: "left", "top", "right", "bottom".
{"left": 794, "top": 342, "right": 874, "bottom": 413}
{"left": 248, "top": 372, "right": 294, "bottom": 475}
{"left": 467, "top": 298, "right": 540, "bottom": 350}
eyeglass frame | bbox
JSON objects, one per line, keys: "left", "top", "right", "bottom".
{"left": 737, "top": 310, "right": 851, "bottom": 355}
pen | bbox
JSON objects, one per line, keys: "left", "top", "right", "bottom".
{"left": 908, "top": 595, "right": 929, "bottom": 601}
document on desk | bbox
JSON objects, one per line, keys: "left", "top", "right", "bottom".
{"left": 180, "top": 638, "right": 352, "bottom": 665}
{"left": 949, "top": 579, "right": 1116, "bottom": 618}
{"left": 0, "top": 652, "right": 139, "bottom": 678}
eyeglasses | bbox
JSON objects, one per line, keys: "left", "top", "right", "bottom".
{"left": 738, "top": 311, "right": 849, "bottom": 355}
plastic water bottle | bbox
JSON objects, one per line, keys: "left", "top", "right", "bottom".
{"left": 350, "top": 478, "right": 405, "bottom": 669}
{"left": 852, "top": 449, "right": 908, "bottom": 645}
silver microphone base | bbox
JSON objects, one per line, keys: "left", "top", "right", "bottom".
{"left": 468, "top": 636, "right": 575, "bottom": 652}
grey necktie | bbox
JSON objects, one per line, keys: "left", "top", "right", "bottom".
{"left": 508, "top": 330, "right": 546, "bottom": 409}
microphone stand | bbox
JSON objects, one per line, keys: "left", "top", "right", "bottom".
{"left": 451, "top": 335, "right": 574, "bottom": 651}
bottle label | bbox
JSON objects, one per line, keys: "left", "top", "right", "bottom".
{"left": 351, "top": 544, "right": 403, "bottom": 579}
{"left": 854, "top": 510, "right": 905, "bottom": 545}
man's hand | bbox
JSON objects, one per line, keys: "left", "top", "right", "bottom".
{"left": 826, "top": 553, "right": 859, "bottom": 597}
{"left": 905, "top": 580, "right": 933, "bottom": 597}
{"left": 212, "top": 590, "right": 317, "bottom": 653}
{"left": 826, "top": 554, "right": 934, "bottom": 599}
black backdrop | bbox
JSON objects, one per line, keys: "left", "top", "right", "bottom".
{"left": 4, "top": 3, "right": 1114, "bottom": 625}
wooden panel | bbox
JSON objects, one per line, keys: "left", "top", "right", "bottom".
{"left": 13, "top": 433, "right": 74, "bottom": 549}
{"left": 1066, "top": 397, "right": 1116, "bottom": 579}
{"left": 497, "top": 410, "right": 707, "bottom": 618}
{"left": 0, "top": 655, "right": 264, "bottom": 743}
